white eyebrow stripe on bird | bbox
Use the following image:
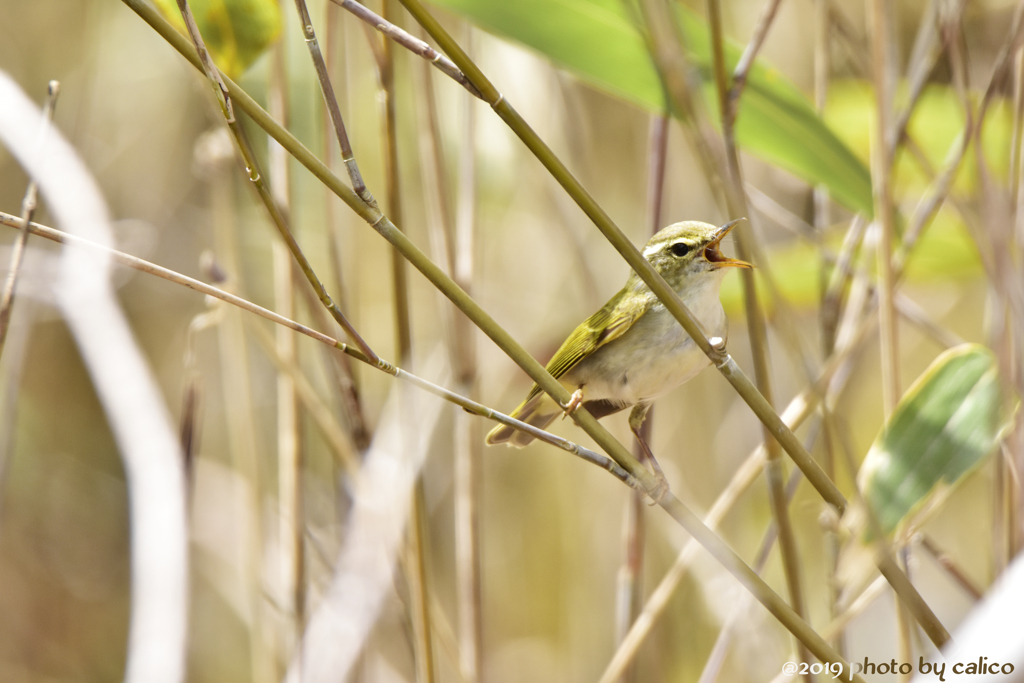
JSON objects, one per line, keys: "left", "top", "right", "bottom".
{"left": 643, "top": 242, "right": 667, "bottom": 258}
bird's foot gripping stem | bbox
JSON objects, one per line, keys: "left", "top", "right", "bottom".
{"left": 560, "top": 389, "right": 584, "bottom": 420}
{"left": 636, "top": 439, "right": 670, "bottom": 505}
{"left": 628, "top": 402, "right": 670, "bottom": 504}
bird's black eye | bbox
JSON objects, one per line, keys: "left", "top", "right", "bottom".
{"left": 670, "top": 242, "right": 691, "bottom": 257}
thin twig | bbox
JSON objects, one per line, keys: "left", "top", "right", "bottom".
{"left": 407, "top": 486, "right": 436, "bottom": 683}
{"left": 645, "top": 114, "right": 669, "bottom": 233}
{"left": 634, "top": 0, "right": 729, "bottom": 207}
{"left": 0, "top": 80, "right": 59, "bottom": 358}
{"left": 814, "top": 0, "right": 833, "bottom": 361}
{"left": 917, "top": 534, "right": 984, "bottom": 601}
{"left": 451, "top": 26, "right": 483, "bottom": 683}
{"left": 267, "top": 33, "right": 306, "bottom": 672}
{"left": 250, "top": 320, "right": 358, "bottom": 474}
{"left": 0, "top": 211, "right": 639, "bottom": 491}
{"left": 746, "top": 183, "right": 821, "bottom": 243}
{"left": 820, "top": 575, "right": 889, "bottom": 643}
{"left": 291, "top": 261, "right": 372, "bottom": 451}
{"left": 176, "top": 0, "right": 379, "bottom": 366}
{"left": 823, "top": 216, "right": 868, "bottom": 358}
{"left": 868, "top": 0, "right": 900, "bottom": 416}
{"left": 599, "top": 319, "right": 874, "bottom": 683}
{"left": 894, "top": 293, "right": 965, "bottom": 349}
{"left": 416, "top": 43, "right": 456, "bottom": 278}
{"left": 726, "top": 0, "right": 784, "bottom": 128}
{"left": 614, "top": 113, "right": 668, "bottom": 683}
{"left": 204, "top": 155, "right": 273, "bottom": 683}
{"left": 889, "top": 0, "right": 946, "bottom": 156}
{"left": 320, "top": 1, "right": 373, "bottom": 454}
{"left": 374, "top": 2, "right": 434, "bottom": 678}
{"left": 124, "top": 0, "right": 948, "bottom": 654}
{"left": 375, "top": 0, "right": 413, "bottom": 364}
{"left": 332, "top": 0, "right": 482, "bottom": 99}
{"left": 704, "top": 1, "right": 811, "bottom": 673}
{"left": 293, "top": 0, "right": 376, "bottom": 206}
{"left": 395, "top": 0, "right": 951, "bottom": 650}
{"left": 697, "top": 455, "right": 810, "bottom": 683}
{"left": 413, "top": 25, "right": 479, "bottom": 678}
{"left": 813, "top": 5, "right": 841, "bottom": 652}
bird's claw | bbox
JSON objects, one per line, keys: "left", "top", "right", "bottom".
{"left": 645, "top": 460, "right": 670, "bottom": 505}
{"left": 645, "top": 473, "right": 670, "bottom": 505}
{"left": 561, "top": 389, "right": 584, "bottom": 420}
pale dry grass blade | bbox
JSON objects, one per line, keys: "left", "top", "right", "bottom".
{"left": 0, "top": 81, "right": 57, "bottom": 357}
{"left": 0, "top": 70, "right": 187, "bottom": 683}
{"left": 283, "top": 354, "right": 448, "bottom": 683}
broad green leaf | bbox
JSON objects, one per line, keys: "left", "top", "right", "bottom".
{"left": 427, "top": 0, "right": 874, "bottom": 216}
{"left": 859, "top": 344, "right": 1002, "bottom": 536}
{"left": 153, "top": 0, "right": 281, "bottom": 79}
{"left": 825, "top": 80, "right": 1013, "bottom": 196}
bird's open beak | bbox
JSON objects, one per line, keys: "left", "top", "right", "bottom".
{"left": 704, "top": 218, "right": 752, "bottom": 269}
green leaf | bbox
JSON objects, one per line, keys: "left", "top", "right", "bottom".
{"left": 427, "top": 0, "right": 873, "bottom": 216}
{"left": 859, "top": 344, "right": 1003, "bottom": 536}
{"left": 825, "top": 80, "right": 1014, "bottom": 196}
{"left": 153, "top": 0, "right": 281, "bottom": 79}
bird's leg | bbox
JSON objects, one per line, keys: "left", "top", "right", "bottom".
{"left": 561, "top": 388, "right": 584, "bottom": 420}
{"left": 628, "top": 403, "right": 669, "bottom": 504}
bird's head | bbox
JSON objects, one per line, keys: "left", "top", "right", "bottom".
{"left": 641, "top": 219, "right": 751, "bottom": 290}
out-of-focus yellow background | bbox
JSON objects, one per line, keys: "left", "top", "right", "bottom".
{"left": 0, "top": 0, "right": 1017, "bottom": 681}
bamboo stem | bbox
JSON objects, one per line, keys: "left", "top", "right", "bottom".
{"left": 293, "top": 0, "right": 376, "bottom": 205}
{"left": 397, "top": 0, "right": 847, "bottom": 511}
{"left": 0, "top": 211, "right": 637, "bottom": 489}
{"left": 452, "top": 27, "right": 484, "bottom": 683}
{"left": 372, "top": 3, "right": 433, "bottom": 677}
{"left": 704, "top": 2, "right": 811, "bottom": 672}
{"left": 175, "top": 0, "right": 379, "bottom": 365}
{"left": 868, "top": 0, "right": 900, "bottom": 417}
{"left": 122, "top": 0, "right": 950, "bottom": 652}
{"left": 268, "top": 29, "right": 306, "bottom": 668}
{"left": 613, "top": 113, "right": 667, "bottom": 683}
{"left": 333, "top": 0, "right": 482, "bottom": 98}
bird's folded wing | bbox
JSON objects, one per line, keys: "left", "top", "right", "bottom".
{"left": 524, "top": 289, "right": 652, "bottom": 401}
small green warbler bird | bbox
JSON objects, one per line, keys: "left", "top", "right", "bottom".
{"left": 486, "top": 220, "right": 750, "bottom": 461}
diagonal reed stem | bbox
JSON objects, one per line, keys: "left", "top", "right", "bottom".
{"left": 701, "top": 1, "right": 812, "bottom": 675}
{"left": 332, "top": 0, "right": 482, "bottom": 99}
{"left": 174, "top": 0, "right": 379, "bottom": 366}
{"left": 396, "top": 0, "right": 845, "bottom": 509}
{"left": 398, "top": 0, "right": 950, "bottom": 652}
{"left": 292, "top": 0, "right": 376, "bottom": 205}
{"left": 120, "top": 0, "right": 940, "bottom": 664}
{"left": 0, "top": 210, "right": 637, "bottom": 488}
{"left": 868, "top": 0, "right": 900, "bottom": 418}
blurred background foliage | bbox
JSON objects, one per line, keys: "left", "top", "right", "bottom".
{"left": 0, "top": 0, "right": 1021, "bottom": 682}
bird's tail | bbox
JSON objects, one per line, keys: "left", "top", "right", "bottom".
{"left": 485, "top": 390, "right": 562, "bottom": 447}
